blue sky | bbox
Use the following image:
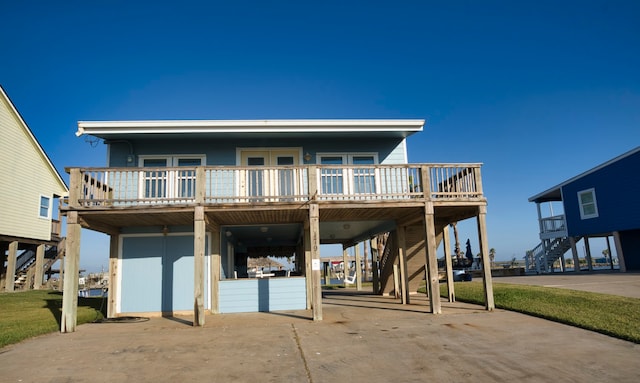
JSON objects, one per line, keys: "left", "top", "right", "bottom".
{"left": 2, "top": 1, "right": 639, "bottom": 271}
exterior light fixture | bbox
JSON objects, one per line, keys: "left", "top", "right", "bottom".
{"left": 304, "top": 152, "right": 312, "bottom": 162}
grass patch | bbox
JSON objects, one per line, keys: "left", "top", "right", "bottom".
{"left": 426, "top": 282, "right": 640, "bottom": 343}
{"left": 0, "top": 290, "right": 105, "bottom": 348}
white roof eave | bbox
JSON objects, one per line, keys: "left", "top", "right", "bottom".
{"left": 76, "top": 119, "right": 425, "bottom": 137}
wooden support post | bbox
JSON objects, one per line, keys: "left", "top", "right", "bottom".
{"left": 613, "top": 231, "right": 626, "bottom": 272}
{"left": 304, "top": 223, "right": 312, "bottom": 309}
{"left": 0, "top": 244, "right": 6, "bottom": 289}
{"left": 392, "top": 264, "right": 400, "bottom": 299}
{"left": 305, "top": 165, "right": 317, "bottom": 311}
{"left": 107, "top": 234, "right": 119, "bottom": 318}
{"left": 342, "top": 247, "right": 349, "bottom": 288}
{"left": 61, "top": 211, "right": 81, "bottom": 333}
{"left": 570, "top": 237, "right": 580, "bottom": 272}
{"left": 477, "top": 205, "right": 494, "bottom": 311}
{"left": 355, "top": 242, "right": 362, "bottom": 291}
{"left": 363, "top": 240, "right": 370, "bottom": 282}
{"left": 397, "top": 226, "right": 409, "bottom": 305}
{"left": 323, "top": 261, "right": 330, "bottom": 285}
{"left": 59, "top": 257, "right": 64, "bottom": 292}
{"left": 309, "top": 203, "right": 322, "bottom": 320}
{"left": 195, "top": 167, "right": 206, "bottom": 204}
{"left": 211, "top": 226, "right": 221, "bottom": 314}
{"left": 423, "top": 203, "right": 441, "bottom": 314}
{"left": 443, "top": 225, "right": 455, "bottom": 302}
{"left": 5, "top": 241, "right": 18, "bottom": 292}
{"left": 34, "top": 244, "right": 45, "bottom": 290}
{"left": 584, "top": 237, "right": 593, "bottom": 272}
{"left": 370, "top": 238, "right": 380, "bottom": 294}
{"left": 194, "top": 206, "right": 206, "bottom": 326}
{"left": 68, "top": 168, "right": 83, "bottom": 208}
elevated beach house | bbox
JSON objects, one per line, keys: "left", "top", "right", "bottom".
{"left": 0, "top": 85, "right": 68, "bottom": 292}
{"left": 60, "top": 119, "right": 494, "bottom": 332}
{"left": 527, "top": 146, "right": 640, "bottom": 273}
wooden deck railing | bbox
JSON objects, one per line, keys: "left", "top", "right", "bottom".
{"left": 65, "top": 164, "right": 484, "bottom": 208}
{"left": 539, "top": 214, "right": 567, "bottom": 239}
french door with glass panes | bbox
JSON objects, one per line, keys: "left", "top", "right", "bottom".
{"left": 240, "top": 149, "right": 299, "bottom": 201}
{"left": 139, "top": 156, "right": 204, "bottom": 200}
{"left": 318, "top": 154, "right": 378, "bottom": 197}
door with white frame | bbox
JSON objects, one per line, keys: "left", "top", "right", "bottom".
{"left": 239, "top": 149, "right": 300, "bottom": 201}
{"left": 139, "top": 155, "right": 205, "bottom": 201}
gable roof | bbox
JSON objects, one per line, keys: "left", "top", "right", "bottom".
{"left": 529, "top": 146, "right": 640, "bottom": 203}
{"left": 0, "top": 85, "right": 68, "bottom": 193}
{"left": 76, "top": 119, "right": 424, "bottom": 140}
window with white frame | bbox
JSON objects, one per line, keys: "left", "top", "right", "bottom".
{"left": 138, "top": 155, "right": 205, "bottom": 199}
{"left": 39, "top": 195, "right": 51, "bottom": 219}
{"left": 578, "top": 188, "right": 599, "bottom": 219}
{"left": 317, "top": 153, "right": 378, "bottom": 195}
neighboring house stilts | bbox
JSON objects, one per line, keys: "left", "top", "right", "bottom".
{"left": 0, "top": 85, "right": 68, "bottom": 291}
{"left": 527, "top": 146, "right": 640, "bottom": 273}
{"left": 60, "top": 119, "right": 494, "bottom": 332}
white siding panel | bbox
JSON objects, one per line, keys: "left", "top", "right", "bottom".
{"left": 0, "top": 95, "right": 67, "bottom": 241}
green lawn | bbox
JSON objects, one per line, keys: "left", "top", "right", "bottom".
{"left": 0, "top": 290, "right": 105, "bottom": 348}
{"left": 429, "top": 281, "right": 640, "bottom": 343}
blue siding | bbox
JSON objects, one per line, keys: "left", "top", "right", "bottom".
{"left": 108, "top": 137, "right": 408, "bottom": 167}
{"left": 120, "top": 234, "right": 209, "bottom": 314}
{"left": 563, "top": 151, "right": 640, "bottom": 236}
{"left": 120, "top": 236, "right": 164, "bottom": 313}
{"left": 219, "top": 277, "right": 306, "bottom": 313}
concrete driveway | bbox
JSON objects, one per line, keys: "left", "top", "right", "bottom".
{"left": 494, "top": 270, "right": 640, "bottom": 298}
{"left": 1, "top": 281, "right": 639, "bottom": 383}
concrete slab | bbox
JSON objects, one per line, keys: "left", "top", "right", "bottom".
{"left": 1, "top": 288, "right": 639, "bottom": 382}
{"left": 494, "top": 271, "right": 640, "bottom": 299}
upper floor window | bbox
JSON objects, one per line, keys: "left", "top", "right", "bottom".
{"left": 317, "top": 153, "right": 378, "bottom": 195}
{"left": 39, "top": 195, "right": 51, "bottom": 219}
{"left": 578, "top": 188, "right": 598, "bottom": 219}
{"left": 138, "top": 155, "right": 205, "bottom": 199}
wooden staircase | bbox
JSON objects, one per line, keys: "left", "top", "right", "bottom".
{"left": 526, "top": 236, "right": 576, "bottom": 273}
{"left": 13, "top": 238, "right": 65, "bottom": 289}
{"left": 377, "top": 225, "right": 444, "bottom": 296}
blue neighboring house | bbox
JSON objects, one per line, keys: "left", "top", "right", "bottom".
{"left": 528, "top": 146, "right": 640, "bottom": 273}
{"left": 59, "top": 119, "right": 494, "bottom": 332}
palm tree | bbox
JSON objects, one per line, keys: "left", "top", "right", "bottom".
{"left": 489, "top": 248, "right": 496, "bottom": 269}
{"left": 451, "top": 222, "right": 462, "bottom": 260}
{"left": 602, "top": 249, "right": 610, "bottom": 265}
